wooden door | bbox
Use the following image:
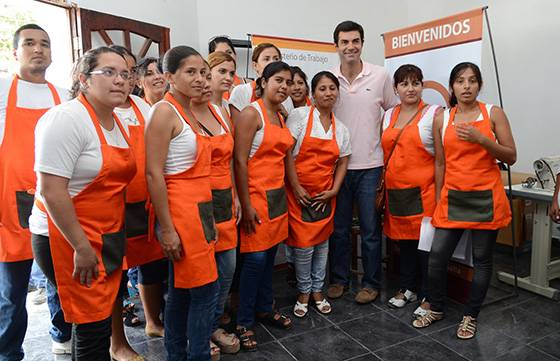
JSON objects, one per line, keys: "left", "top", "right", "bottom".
{"left": 75, "top": 8, "right": 170, "bottom": 59}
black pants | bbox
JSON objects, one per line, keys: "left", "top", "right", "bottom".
{"left": 427, "top": 228, "right": 497, "bottom": 317}
{"left": 32, "top": 234, "right": 112, "bottom": 361}
{"left": 398, "top": 240, "right": 429, "bottom": 299}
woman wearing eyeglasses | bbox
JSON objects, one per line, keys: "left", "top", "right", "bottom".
{"left": 30, "top": 46, "right": 136, "bottom": 360}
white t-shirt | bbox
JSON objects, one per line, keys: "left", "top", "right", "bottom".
{"left": 30, "top": 98, "right": 130, "bottom": 236}
{"left": 442, "top": 103, "right": 494, "bottom": 144}
{"left": 0, "top": 75, "right": 69, "bottom": 145}
{"left": 114, "top": 95, "right": 151, "bottom": 128}
{"left": 147, "top": 101, "right": 198, "bottom": 175}
{"left": 286, "top": 106, "right": 351, "bottom": 158}
{"left": 229, "top": 82, "right": 294, "bottom": 114}
{"left": 382, "top": 104, "right": 440, "bottom": 155}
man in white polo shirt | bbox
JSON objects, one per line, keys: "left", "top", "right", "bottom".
{"left": 328, "top": 20, "right": 398, "bottom": 304}
{"left": 0, "top": 24, "right": 71, "bottom": 360}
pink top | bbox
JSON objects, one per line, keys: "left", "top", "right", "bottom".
{"left": 332, "top": 61, "right": 398, "bottom": 170}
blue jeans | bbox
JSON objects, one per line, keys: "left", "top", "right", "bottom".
{"left": 329, "top": 167, "right": 383, "bottom": 290}
{"left": 164, "top": 263, "right": 218, "bottom": 361}
{"left": 213, "top": 248, "right": 236, "bottom": 331}
{"left": 29, "top": 260, "right": 47, "bottom": 289}
{"left": 0, "top": 260, "right": 32, "bottom": 361}
{"left": 293, "top": 240, "right": 329, "bottom": 294}
{"left": 237, "top": 245, "right": 278, "bottom": 328}
{"left": 46, "top": 281, "right": 72, "bottom": 343}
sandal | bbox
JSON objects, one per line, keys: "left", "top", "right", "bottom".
{"left": 388, "top": 289, "right": 417, "bottom": 309}
{"left": 293, "top": 301, "right": 308, "bottom": 318}
{"left": 210, "top": 341, "right": 221, "bottom": 361}
{"left": 258, "top": 311, "right": 293, "bottom": 329}
{"left": 235, "top": 326, "right": 257, "bottom": 352}
{"left": 314, "top": 298, "right": 332, "bottom": 315}
{"left": 456, "top": 315, "right": 477, "bottom": 340}
{"left": 412, "top": 309, "right": 443, "bottom": 328}
{"left": 122, "top": 304, "right": 142, "bottom": 328}
{"left": 212, "top": 328, "right": 240, "bottom": 354}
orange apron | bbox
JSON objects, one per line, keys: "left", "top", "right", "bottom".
{"left": 162, "top": 93, "right": 218, "bottom": 288}
{"left": 205, "top": 104, "right": 237, "bottom": 252}
{"left": 240, "top": 99, "right": 293, "bottom": 253}
{"left": 40, "top": 94, "right": 136, "bottom": 324}
{"left": 0, "top": 76, "right": 60, "bottom": 262}
{"left": 381, "top": 103, "right": 435, "bottom": 240}
{"left": 286, "top": 107, "right": 339, "bottom": 248}
{"left": 123, "top": 97, "right": 164, "bottom": 268}
{"left": 250, "top": 81, "right": 258, "bottom": 102}
{"left": 432, "top": 102, "right": 511, "bottom": 230}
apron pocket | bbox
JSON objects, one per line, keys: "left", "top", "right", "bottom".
{"left": 387, "top": 187, "right": 423, "bottom": 217}
{"left": 15, "top": 191, "right": 34, "bottom": 229}
{"left": 101, "top": 229, "right": 126, "bottom": 276}
{"left": 266, "top": 187, "right": 287, "bottom": 220}
{"left": 448, "top": 189, "right": 494, "bottom": 222}
{"left": 125, "top": 201, "right": 148, "bottom": 238}
{"left": 198, "top": 200, "right": 216, "bottom": 243}
{"left": 301, "top": 203, "right": 332, "bottom": 223}
{"left": 212, "top": 188, "right": 233, "bottom": 223}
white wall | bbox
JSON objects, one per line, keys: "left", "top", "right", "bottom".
{"left": 74, "top": 0, "right": 199, "bottom": 47}
{"left": 75, "top": 0, "right": 559, "bottom": 172}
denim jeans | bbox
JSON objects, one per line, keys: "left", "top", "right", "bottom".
{"left": 213, "top": 248, "right": 236, "bottom": 331}
{"left": 237, "top": 245, "right": 278, "bottom": 328}
{"left": 398, "top": 240, "right": 429, "bottom": 300}
{"left": 30, "top": 234, "right": 72, "bottom": 343}
{"left": 293, "top": 240, "right": 329, "bottom": 294}
{"left": 0, "top": 260, "right": 32, "bottom": 361}
{"left": 164, "top": 263, "right": 218, "bottom": 361}
{"left": 29, "top": 260, "right": 47, "bottom": 289}
{"left": 46, "top": 281, "right": 72, "bottom": 343}
{"left": 428, "top": 228, "right": 498, "bottom": 317}
{"left": 284, "top": 243, "right": 294, "bottom": 264}
{"left": 329, "top": 167, "right": 383, "bottom": 289}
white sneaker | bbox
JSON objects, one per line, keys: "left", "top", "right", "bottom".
{"left": 31, "top": 288, "right": 47, "bottom": 305}
{"left": 388, "top": 289, "right": 417, "bottom": 308}
{"left": 52, "top": 340, "right": 72, "bottom": 355}
{"left": 413, "top": 298, "right": 430, "bottom": 318}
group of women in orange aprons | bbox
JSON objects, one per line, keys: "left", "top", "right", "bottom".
{"left": 28, "top": 34, "right": 516, "bottom": 361}
{"left": 380, "top": 63, "right": 516, "bottom": 340}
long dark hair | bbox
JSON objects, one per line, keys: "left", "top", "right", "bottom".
{"left": 162, "top": 46, "right": 201, "bottom": 74}
{"left": 208, "top": 36, "right": 236, "bottom": 55}
{"left": 70, "top": 46, "right": 125, "bottom": 99}
{"left": 449, "top": 62, "right": 483, "bottom": 107}
{"left": 393, "top": 64, "right": 423, "bottom": 86}
{"left": 135, "top": 56, "right": 161, "bottom": 97}
{"left": 291, "top": 66, "right": 309, "bottom": 95}
{"left": 255, "top": 61, "right": 292, "bottom": 99}
{"left": 311, "top": 71, "right": 339, "bottom": 94}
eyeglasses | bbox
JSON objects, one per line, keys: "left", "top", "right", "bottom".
{"left": 89, "top": 68, "right": 131, "bottom": 80}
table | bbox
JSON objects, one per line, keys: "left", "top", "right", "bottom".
{"left": 497, "top": 184, "right": 560, "bottom": 300}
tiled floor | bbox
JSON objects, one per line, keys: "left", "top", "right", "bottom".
{"left": 22, "top": 244, "right": 560, "bottom": 361}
